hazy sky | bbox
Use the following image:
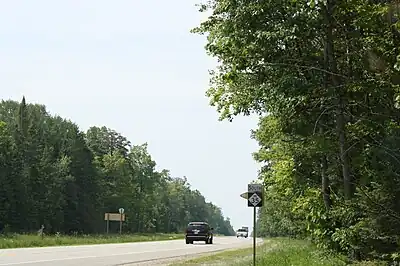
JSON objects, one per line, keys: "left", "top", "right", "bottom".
{"left": 0, "top": 0, "right": 260, "bottom": 230}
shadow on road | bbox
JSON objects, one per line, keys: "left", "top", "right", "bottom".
{"left": 191, "top": 242, "right": 220, "bottom": 246}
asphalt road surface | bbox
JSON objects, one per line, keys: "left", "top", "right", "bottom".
{"left": 0, "top": 236, "right": 262, "bottom": 266}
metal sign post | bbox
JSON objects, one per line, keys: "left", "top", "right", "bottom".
{"left": 253, "top": 206, "right": 256, "bottom": 265}
{"left": 119, "top": 208, "right": 125, "bottom": 234}
{"left": 106, "top": 213, "right": 110, "bottom": 234}
{"left": 247, "top": 183, "right": 263, "bottom": 266}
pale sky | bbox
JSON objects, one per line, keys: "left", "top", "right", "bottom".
{"left": 0, "top": 0, "right": 260, "bottom": 230}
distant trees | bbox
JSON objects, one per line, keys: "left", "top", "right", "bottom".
{"left": 0, "top": 98, "right": 235, "bottom": 236}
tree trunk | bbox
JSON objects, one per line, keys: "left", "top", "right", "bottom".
{"left": 321, "top": 154, "right": 331, "bottom": 210}
{"left": 321, "top": 14, "right": 332, "bottom": 210}
{"left": 324, "top": 0, "right": 352, "bottom": 199}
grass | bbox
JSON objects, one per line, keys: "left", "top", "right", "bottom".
{"left": 172, "top": 246, "right": 255, "bottom": 265}
{"left": 0, "top": 233, "right": 183, "bottom": 249}
{"left": 171, "top": 238, "right": 386, "bottom": 266}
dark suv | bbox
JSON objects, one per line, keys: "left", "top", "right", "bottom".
{"left": 185, "top": 222, "right": 214, "bottom": 244}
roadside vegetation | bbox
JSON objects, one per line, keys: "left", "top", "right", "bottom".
{"left": 193, "top": 0, "right": 400, "bottom": 264}
{"left": 0, "top": 98, "right": 235, "bottom": 239}
{"left": 171, "top": 238, "right": 385, "bottom": 266}
{"left": 0, "top": 233, "right": 182, "bottom": 249}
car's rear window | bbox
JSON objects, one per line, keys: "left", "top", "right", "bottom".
{"left": 188, "top": 224, "right": 207, "bottom": 230}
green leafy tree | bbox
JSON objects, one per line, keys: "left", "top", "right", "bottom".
{"left": 193, "top": 0, "right": 400, "bottom": 262}
{"left": 0, "top": 97, "right": 235, "bottom": 236}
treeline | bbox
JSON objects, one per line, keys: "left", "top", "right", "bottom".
{"left": 0, "top": 98, "right": 235, "bottom": 236}
{"left": 194, "top": 0, "right": 400, "bottom": 263}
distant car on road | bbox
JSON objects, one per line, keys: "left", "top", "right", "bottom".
{"left": 236, "top": 228, "right": 248, "bottom": 238}
{"left": 185, "top": 221, "right": 214, "bottom": 244}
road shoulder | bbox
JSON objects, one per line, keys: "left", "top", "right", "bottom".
{"left": 166, "top": 238, "right": 361, "bottom": 266}
{"left": 167, "top": 240, "right": 266, "bottom": 266}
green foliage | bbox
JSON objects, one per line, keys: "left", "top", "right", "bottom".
{"left": 0, "top": 98, "right": 235, "bottom": 237}
{"left": 193, "top": 0, "right": 400, "bottom": 263}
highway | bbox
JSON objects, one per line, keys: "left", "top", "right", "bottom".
{"left": 0, "top": 236, "right": 262, "bottom": 266}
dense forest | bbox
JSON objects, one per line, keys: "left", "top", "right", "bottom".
{"left": 194, "top": 0, "right": 400, "bottom": 263}
{"left": 0, "top": 98, "right": 235, "bottom": 236}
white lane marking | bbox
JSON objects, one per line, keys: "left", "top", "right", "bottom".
{"left": 0, "top": 247, "right": 183, "bottom": 265}
{"left": 0, "top": 240, "right": 184, "bottom": 252}
{"left": 0, "top": 238, "right": 251, "bottom": 266}
{"left": 0, "top": 244, "right": 222, "bottom": 265}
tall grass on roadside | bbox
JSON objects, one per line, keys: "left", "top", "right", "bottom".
{"left": 171, "top": 238, "right": 385, "bottom": 266}
{"left": 252, "top": 238, "right": 347, "bottom": 266}
{"left": 0, "top": 233, "right": 183, "bottom": 249}
{"left": 252, "top": 238, "right": 385, "bottom": 266}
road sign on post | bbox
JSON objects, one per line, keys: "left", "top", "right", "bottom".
{"left": 247, "top": 183, "right": 263, "bottom": 266}
{"left": 104, "top": 213, "right": 126, "bottom": 234}
{"left": 247, "top": 184, "right": 263, "bottom": 207}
